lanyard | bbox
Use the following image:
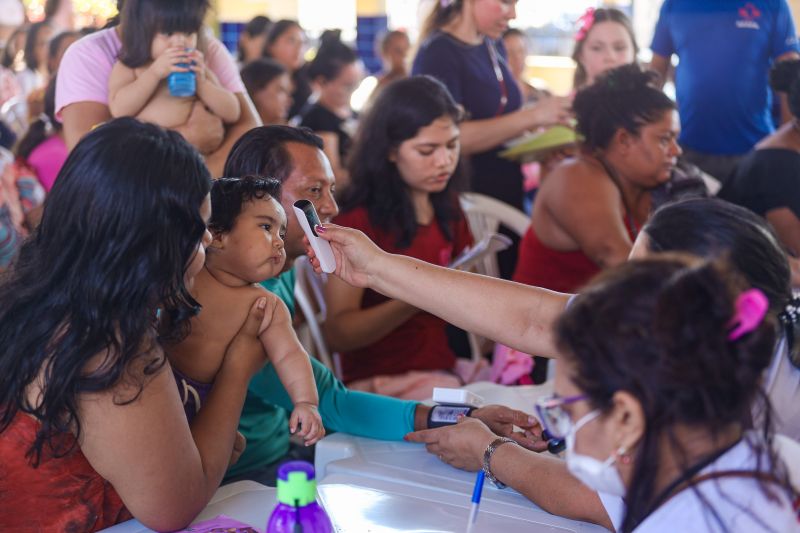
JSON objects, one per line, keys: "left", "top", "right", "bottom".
{"left": 486, "top": 39, "right": 508, "bottom": 116}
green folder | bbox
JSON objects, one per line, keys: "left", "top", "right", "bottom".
{"left": 500, "top": 125, "right": 581, "bottom": 162}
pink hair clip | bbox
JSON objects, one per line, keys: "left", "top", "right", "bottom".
{"left": 727, "top": 288, "right": 769, "bottom": 341}
{"left": 575, "top": 7, "right": 596, "bottom": 42}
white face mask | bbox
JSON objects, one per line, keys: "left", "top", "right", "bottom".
{"left": 565, "top": 409, "right": 627, "bottom": 497}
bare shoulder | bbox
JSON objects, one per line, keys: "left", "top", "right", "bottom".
{"left": 542, "top": 157, "right": 618, "bottom": 205}
{"left": 109, "top": 60, "right": 136, "bottom": 81}
{"left": 547, "top": 157, "right": 615, "bottom": 191}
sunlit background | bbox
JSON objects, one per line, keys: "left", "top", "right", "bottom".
{"left": 13, "top": 0, "right": 800, "bottom": 101}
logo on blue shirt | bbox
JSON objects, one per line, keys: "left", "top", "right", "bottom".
{"left": 736, "top": 2, "right": 762, "bottom": 30}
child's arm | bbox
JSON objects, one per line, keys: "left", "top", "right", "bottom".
{"left": 190, "top": 50, "right": 241, "bottom": 124}
{"left": 259, "top": 294, "right": 323, "bottom": 444}
{"left": 109, "top": 47, "right": 190, "bottom": 118}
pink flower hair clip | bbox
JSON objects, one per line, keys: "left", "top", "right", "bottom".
{"left": 728, "top": 288, "right": 769, "bottom": 341}
{"left": 575, "top": 7, "right": 596, "bottom": 42}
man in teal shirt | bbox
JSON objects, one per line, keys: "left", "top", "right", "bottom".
{"left": 222, "top": 126, "right": 542, "bottom": 483}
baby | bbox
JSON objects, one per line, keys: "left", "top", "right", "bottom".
{"left": 108, "top": 3, "right": 240, "bottom": 152}
{"left": 167, "top": 176, "right": 323, "bottom": 445}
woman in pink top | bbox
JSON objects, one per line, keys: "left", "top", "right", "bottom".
{"left": 55, "top": 0, "right": 259, "bottom": 176}
{"left": 16, "top": 77, "right": 67, "bottom": 192}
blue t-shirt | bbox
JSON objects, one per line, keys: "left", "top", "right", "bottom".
{"left": 651, "top": 0, "right": 799, "bottom": 155}
{"left": 412, "top": 32, "right": 525, "bottom": 209}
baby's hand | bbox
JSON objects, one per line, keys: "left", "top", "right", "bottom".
{"left": 188, "top": 49, "right": 207, "bottom": 81}
{"left": 148, "top": 46, "right": 190, "bottom": 80}
{"left": 289, "top": 402, "right": 325, "bottom": 446}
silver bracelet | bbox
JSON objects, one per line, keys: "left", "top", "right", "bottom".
{"left": 482, "top": 437, "right": 516, "bottom": 489}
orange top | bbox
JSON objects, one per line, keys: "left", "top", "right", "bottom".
{"left": 0, "top": 411, "right": 130, "bottom": 531}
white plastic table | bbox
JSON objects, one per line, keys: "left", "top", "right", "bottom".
{"left": 98, "top": 481, "right": 276, "bottom": 532}
{"left": 318, "top": 474, "right": 606, "bottom": 532}
{"left": 313, "top": 381, "right": 604, "bottom": 532}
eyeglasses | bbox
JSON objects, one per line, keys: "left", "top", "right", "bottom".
{"left": 534, "top": 394, "right": 587, "bottom": 440}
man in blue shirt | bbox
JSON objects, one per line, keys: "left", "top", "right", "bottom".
{"left": 650, "top": 0, "right": 800, "bottom": 183}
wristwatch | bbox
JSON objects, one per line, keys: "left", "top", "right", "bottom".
{"left": 482, "top": 437, "right": 516, "bottom": 489}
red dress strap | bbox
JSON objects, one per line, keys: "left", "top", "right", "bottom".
{"left": 0, "top": 412, "right": 130, "bottom": 531}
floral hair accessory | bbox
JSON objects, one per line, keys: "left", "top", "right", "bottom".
{"left": 728, "top": 288, "right": 769, "bottom": 341}
{"left": 575, "top": 7, "right": 596, "bottom": 42}
{"left": 779, "top": 297, "right": 800, "bottom": 326}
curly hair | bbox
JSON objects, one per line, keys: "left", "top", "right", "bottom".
{"left": 573, "top": 64, "right": 675, "bottom": 151}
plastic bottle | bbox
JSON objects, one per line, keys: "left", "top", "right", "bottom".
{"left": 267, "top": 461, "right": 333, "bottom": 533}
{"left": 168, "top": 62, "right": 195, "bottom": 97}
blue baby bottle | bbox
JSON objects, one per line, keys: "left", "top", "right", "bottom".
{"left": 168, "top": 54, "right": 195, "bottom": 97}
{"left": 267, "top": 461, "right": 333, "bottom": 533}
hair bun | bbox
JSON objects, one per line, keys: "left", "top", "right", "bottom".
{"left": 595, "top": 64, "right": 659, "bottom": 93}
{"left": 319, "top": 29, "right": 343, "bottom": 47}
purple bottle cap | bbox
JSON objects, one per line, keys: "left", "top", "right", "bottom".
{"left": 277, "top": 460, "right": 316, "bottom": 482}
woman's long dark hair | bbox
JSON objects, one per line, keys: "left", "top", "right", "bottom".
{"left": 0, "top": 118, "right": 211, "bottom": 465}
{"left": 341, "top": 75, "right": 466, "bottom": 248}
{"left": 118, "top": 0, "right": 209, "bottom": 68}
{"left": 16, "top": 76, "right": 60, "bottom": 161}
{"left": 557, "top": 256, "right": 790, "bottom": 532}
{"left": 771, "top": 59, "right": 800, "bottom": 120}
{"left": 266, "top": 19, "right": 301, "bottom": 50}
{"left": 645, "top": 199, "right": 800, "bottom": 368}
{"left": 306, "top": 30, "right": 357, "bottom": 83}
{"left": 23, "top": 21, "right": 50, "bottom": 72}
{"left": 2, "top": 26, "right": 28, "bottom": 69}
{"left": 237, "top": 15, "right": 271, "bottom": 63}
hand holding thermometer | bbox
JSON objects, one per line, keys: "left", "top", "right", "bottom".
{"left": 465, "top": 470, "right": 485, "bottom": 533}
{"left": 293, "top": 199, "right": 336, "bottom": 273}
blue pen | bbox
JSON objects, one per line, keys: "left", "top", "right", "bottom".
{"left": 466, "top": 470, "right": 485, "bottom": 533}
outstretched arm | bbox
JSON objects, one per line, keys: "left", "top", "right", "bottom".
{"left": 308, "top": 225, "right": 570, "bottom": 358}
{"left": 406, "top": 417, "right": 614, "bottom": 530}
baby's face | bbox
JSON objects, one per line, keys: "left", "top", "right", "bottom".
{"left": 218, "top": 197, "right": 287, "bottom": 284}
{"left": 151, "top": 31, "right": 198, "bottom": 59}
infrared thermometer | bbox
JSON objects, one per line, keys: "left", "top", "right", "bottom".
{"left": 293, "top": 199, "right": 336, "bottom": 273}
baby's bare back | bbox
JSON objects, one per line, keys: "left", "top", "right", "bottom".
{"left": 168, "top": 279, "right": 271, "bottom": 384}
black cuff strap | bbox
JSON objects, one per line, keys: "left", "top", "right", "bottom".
{"left": 426, "top": 404, "right": 475, "bottom": 428}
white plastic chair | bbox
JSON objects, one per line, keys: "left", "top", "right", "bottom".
{"left": 0, "top": 96, "right": 28, "bottom": 138}
{"left": 457, "top": 193, "right": 553, "bottom": 376}
{"left": 458, "top": 192, "right": 530, "bottom": 278}
{"left": 293, "top": 255, "right": 336, "bottom": 375}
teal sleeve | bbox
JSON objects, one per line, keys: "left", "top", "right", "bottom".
{"left": 248, "top": 357, "right": 418, "bottom": 441}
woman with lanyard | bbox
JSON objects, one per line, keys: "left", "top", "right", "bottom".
{"left": 412, "top": 0, "right": 571, "bottom": 278}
